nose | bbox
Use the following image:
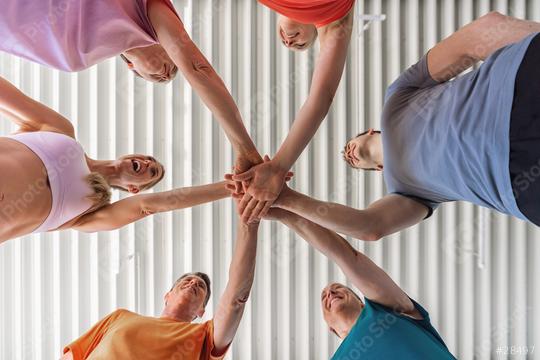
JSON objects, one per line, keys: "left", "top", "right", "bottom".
{"left": 284, "top": 39, "right": 293, "bottom": 46}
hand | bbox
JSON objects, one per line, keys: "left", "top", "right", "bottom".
{"left": 232, "top": 192, "right": 261, "bottom": 227}
{"left": 233, "top": 152, "right": 263, "bottom": 194}
{"left": 233, "top": 155, "right": 288, "bottom": 223}
{"left": 225, "top": 164, "right": 294, "bottom": 199}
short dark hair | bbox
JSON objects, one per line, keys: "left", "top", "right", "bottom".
{"left": 172, "top": 272, "right": 212, "bottom": 307}
{"left": 342, "top": 130, "right": 381, "bottom": 171}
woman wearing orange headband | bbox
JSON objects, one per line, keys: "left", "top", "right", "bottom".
{"left": 232, "top": 0, "right": 355, "bottom": 222}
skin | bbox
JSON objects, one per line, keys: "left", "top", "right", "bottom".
{"left": 234, "top": 9, "right": 355, "bottom": 223}
{"left": 0, "top": 76, "right": 230, "bottom": 243}
{"left": 121, "top": 44, "right": 178, "bottom": 83}
{"left": 277, "top": 16, "right": 318, "bottom": 51}
{"left": 343, "top": 129, "right": 383, "bottom": 170}
{"left": 145, "top": 0, "right": 264, "bottom": 192}
{"left": 269, "top": 12, "right": 540, "bottom": 241}
{"left": 62, "top": 206, "right": 260, "bottom": 359}
{"left": 265, "top": 209, "right": 422, "bottom": 339}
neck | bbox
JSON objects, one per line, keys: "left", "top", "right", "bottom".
{"left": 335, "top": 306, "right": 362, "bottom": 339}
{"left": 86, "top": 157, "right": 120, "bottom": 186}
{"left": 371, "top": 135, "right": 384, "bottom": 169}
{"left": 160, "top": 306, "right": 194, "bottom": 323}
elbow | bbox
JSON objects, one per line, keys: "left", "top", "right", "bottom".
{"left": 483, "top": 11, "right": 505, "bottom": 22}
{"left": 139, "top": 199, "right": 157, "bottom": 217}
{"left": 466, "top": 11, "right": 507, "bottom": 61}
{"left": 185, "top": 58, "right": 215, "bottom": 82}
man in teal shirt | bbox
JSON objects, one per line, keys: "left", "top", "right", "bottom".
{"left": 265, "top": 207, "right": 456, "bottom": 359}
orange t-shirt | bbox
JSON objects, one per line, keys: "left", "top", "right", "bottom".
{"left": 63, "top": 309, "right": 227, "bottom": 360}
{"left": 258, "top": 0, "right": 355, "bottom": 27}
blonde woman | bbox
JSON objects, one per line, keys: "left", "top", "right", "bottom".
{"left": 0, "top": 75, "right": 230, "bottom": 244}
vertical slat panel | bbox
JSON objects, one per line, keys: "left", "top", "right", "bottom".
{"left": 1, "top": 1, "right": 540, "bottom": 359}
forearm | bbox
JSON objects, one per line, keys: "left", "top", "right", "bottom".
{"left": 72, "top": 182, "right": 229, "bottom": 232}
{"left": 278, "top": 210, "right": 416, "bottom": 313}
{"left": 429, "top": 12, "right": 540, "bottom": 81}
{"left": 274, "top": 25, "right": 351, "bottom": 171}
{"left": 142, "top": 181, "right": 229, "bottom": 214}
{"left": 148, "top": 3, "right": 260, "bottom": 158}
{"left": 276, "top": 188, "right": 379, "bottom": 241}
{"left": 273, "top": 96, "right": 332, "bottom": 171}
{"left": 279, "top": 210, "right": 356, "bottom": 266}
{"left": 213, "top": 223, "right": 259, "bottom": 352}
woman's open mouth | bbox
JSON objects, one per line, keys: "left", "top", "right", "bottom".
{"left": 132, "top": 159, "right": 141, "bottom": 173}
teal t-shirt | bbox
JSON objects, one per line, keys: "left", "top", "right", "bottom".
{"left": 331, "top": 298, "right": 456, "bottom": 360}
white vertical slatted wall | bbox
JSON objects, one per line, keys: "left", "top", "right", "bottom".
{"left": 1, "top": 0, "right": 539, "bottom": 359}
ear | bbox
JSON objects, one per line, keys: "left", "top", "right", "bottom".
{"left": 127, "top": 185, "right": 140, "bottom": 194}
{"left": 196, "top": 307, "right": 205, "bottom": 319}
{"left": 164, "top": 291, "right": 171, "bottom": 306}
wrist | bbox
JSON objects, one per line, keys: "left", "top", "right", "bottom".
{"left": 240, "top": 221, "right": 259, "bottom": 231}
{"left": 274, "top": 186, "right": 294, "bottom": 208}
{"left": 237, "top": 146, "right": 262, "bottom": 163}
{"left": 272, "top": 156, "right": 290, "bottom": 173}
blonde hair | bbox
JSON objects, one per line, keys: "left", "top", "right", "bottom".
{"left": 85, "top": 172, "right": 112, "bottom": 212}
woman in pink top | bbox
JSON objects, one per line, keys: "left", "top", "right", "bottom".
{"left": 0, "top": 75, "right": 234, "bottom": 244}
{"left": 1, "top": 0, "right": 264, "bottom": 183}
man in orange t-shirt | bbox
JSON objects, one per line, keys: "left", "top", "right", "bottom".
{"left": 61, "top": 215, "right": 260, "bottom": 359}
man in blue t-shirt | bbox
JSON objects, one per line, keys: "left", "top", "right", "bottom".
{"left": 264, "top": 208, "right": 456, "bottom": 359}
{"left": 269, "top": 12, "right": 540, "bottom": 241}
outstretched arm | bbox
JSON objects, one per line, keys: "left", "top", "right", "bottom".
{"left": 233, "top": 12, "right": 354, "bottom": 220}
{"left": 70, "top": 182, "right": 229, "bottom": 232}
{"left": 0, "top": 76, "right": 75, "bottom": 137}
{"left": 212, "top": 220, "right": 259, "bottom": 355}
{"left": 274, "top": 186, "right": 428, "bottom": 241}
{"left": 428, "top": 11, "right": 540, "bottom": 82}
{"left": 269, "top": 208, "right": 420, "bottom": 317}
{"left": 147, "top": 0, "right": 261, "bottom": 167}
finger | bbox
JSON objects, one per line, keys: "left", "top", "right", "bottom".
{"left": 232, "top": 169, "right": 254, "bottom": 182}
{"left": 224, "top": 173, "right": 234, "bottom": 181}
{"left": 238, "top": 193, "right": 253, "bottom": 215}
{"left": 235, "top": 180, "right": 242, "bottom": 194}
{"left": 249, "top": 201, "right": 267, "bottom": 223}
{"left": 242, "top": 180, "right": 250, "bottom": 193}
{"left": 225, "top": 184, "right": 236, "bottom": 191}
{"left": 232, "top": 192, "right": 244, "bottom": 200}
{"left": 242, "top": 198, "right": 259, "bottom": 223}
{"left": 259, "top": 202, "right": 273, "bottom": 219}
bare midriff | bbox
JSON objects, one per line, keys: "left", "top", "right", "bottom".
{"left": 0, "top": 138, "right": 52, "bottom": 243}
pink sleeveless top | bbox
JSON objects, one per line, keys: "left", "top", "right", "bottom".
{"left": 0, "top": 0, "right": 176, "bottom": 71}
{"left": 6, "top": 132, "right": 94, "bottom": 233}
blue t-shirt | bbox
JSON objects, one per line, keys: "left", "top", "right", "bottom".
{"left": 381, "top": 33, "right": 538, "bottom": 220}
{"left": 331, "top": 298, "right": 456, "bottom": 360}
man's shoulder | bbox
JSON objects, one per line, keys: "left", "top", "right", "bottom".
{"left": 109, "top": 308, "right": 139, "bottom": 319}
